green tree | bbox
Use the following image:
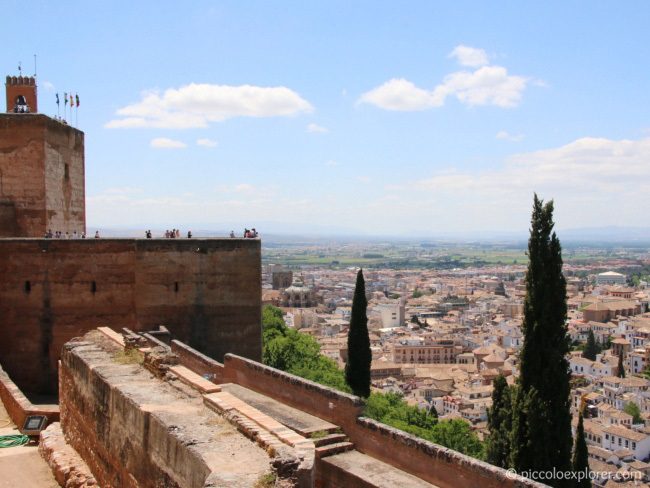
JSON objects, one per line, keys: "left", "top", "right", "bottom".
{"left": 486, "top": 375, "right": 512, "bottom": 468}
{"left": 364, "top": 392, "right": 484, "bottom": 459}
{"left": 345, "top": 269, "right": 371, "bottom": 397}
{"left": 617, "top": 350, "right": 626, "bottom": 378}
{"left": 511, "top": 195, "right": 573, "bottom": 487}
{"left": 623, "top": 402, "right": 642, "bottom": 424}
{"left": 583, "top": 330, "right": 598, "bottom": 361}
{"left": 261, "top": 305, "right": 350, "bottom": 392}
{"left": 572, "top": 411, "right": 591, "bottom": 488}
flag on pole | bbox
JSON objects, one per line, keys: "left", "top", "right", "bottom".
{"left": 70, "top": 94, "right": 74, "bottom": 107}
{"left": 64, "top": 92, "right": 68, "bottom": 106}
{"left": 75, "top": 94, "right": 80, "bottom": 107}
{"left": 56, "top": 93, "right": 59, "bottom": 106}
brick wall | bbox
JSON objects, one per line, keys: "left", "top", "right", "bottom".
{"left": 222, "top": 354, "right": 545, "bottom": 488}
{"left": 0, "top": 114, "right": 84, "bottom": 237}
{"left": 222, "top": 354, "right": 364, "bottom": 432}
{"left": 0, "top": 364, "right": 59, "bottom": 429}
{"left": 171, "top": 340, "right": 225, "bottom": 382}
{"left": 0, "top": 238, "right": 261, "bottom": 397}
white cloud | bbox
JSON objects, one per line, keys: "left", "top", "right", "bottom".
{"left": 358, "top": 47, "right": 528, "bottom": 111}
{"left": 106, "top": 83, "right": 313, "bottom": 129}
{"left": 401, "top": 135, "right": 650, "bottom": 231}
{"left": 496, "top": 130, "right": 524, "bottom": 142}
{"left": 196, "top": 138, "right": 218, "bottom": 147}
{"left": 150, "top": 137, "right": 186, "bottom": 149}
{"left": 325, "top": 160, "right": 340, "bottom": 167}
{"left": 448, "top": 45, "right": 489, "bottom": 67}
{"left": 419, "top": 136, "right": 650, "bottom": 198}
{"left": 307, "top": 123, "right": 329, "bottom": 133}
{"left": 234, "top": 183, "right": 255, "bottom": 193}
{"left": 41, "top": 81, "right": 55, "bottom": 92}
{"left": 359, "top": 79, "right": 444, "bottom": 111}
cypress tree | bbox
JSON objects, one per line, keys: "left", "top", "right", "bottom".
{"left": 486, "top": 374, "right": 512, "bottom": 468}
{"left": 572, "top": 411, "right": 591, "bottom": 488}
{"left": 345, "top": 269, "right": 371, "bottom": 397}
{"left": 618, "top": 349, "right": 626, "bottom": 378}
{"left": 583, "top": 329, "right": 598, "bottom": 361}
{"left": 511, "top": 195, "right": 573, "bottom": 487}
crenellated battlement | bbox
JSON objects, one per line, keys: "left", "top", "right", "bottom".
{"left": 5, "top": 73, "right": 38, "bottom": 113}
{"left": 6, "top": 75, "right": 37, "bottom": 86}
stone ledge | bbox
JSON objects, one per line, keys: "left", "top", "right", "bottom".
{"left": 97, "top": 327, "right": 125, "bottom": 347}
{"left": 39, "top": 422, "right": 97, "bottom": 487}
{"left": 0, "top": 363, "right": 59, "bottom": 430}
{"left": 169, "top": 365, "right": 221, "bottom": 394}
{"left": 224, "top": 354, "right": 364, "bottom": 406}
{"left": 356, "top": 417, "right": 548, "bottom": 488}
{"left": 203, "top": 391, "right": 314, "bottom": 487}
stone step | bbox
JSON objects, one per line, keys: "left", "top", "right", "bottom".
{"left": 300, "top": 425, "right": 341, "bottom": 437}
{"left": 315, "top": 441, "right": 354, "bottom": 459}
{"left": 311, "top": 433, "right": 348, "bottom": 447}
{"left": 169, "top": 365, "right": 221, "bottom": 394}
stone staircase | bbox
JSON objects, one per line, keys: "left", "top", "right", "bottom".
{"left": 309, "top": 429, "right": 354, "bottom": 459}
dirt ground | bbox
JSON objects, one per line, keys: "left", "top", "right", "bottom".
{"left": 0, "top": 400, "right": 59, "bottom": 488}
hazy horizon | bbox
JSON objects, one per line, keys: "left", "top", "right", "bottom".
{"left": 6, "top": 1, "right": 650, "bottom": 234}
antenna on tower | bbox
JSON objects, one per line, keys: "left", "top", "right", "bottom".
{"left": 34, "top": 54, "right": 37, "bottom": 78}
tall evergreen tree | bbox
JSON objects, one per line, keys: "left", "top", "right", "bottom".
{"left": 572, "top": 411, "right": 591, "bottom": 488}
{"left": 583, "top": 329, "right": 598, "bottom": 361}
{"left": 345, "top": 269, "right": 371, "bottom": 397}
{"left": 511, "top": 195, "right": 573, "bottom": 487}
{"left": 486, "top": 375, "right": 512, "bottom": 468}
{"left": 617, "top": 349, "right": 626, "bottom": 378}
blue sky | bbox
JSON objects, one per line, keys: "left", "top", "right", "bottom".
{"left": 4, "top": 1, "right": 650, "bottom": 236}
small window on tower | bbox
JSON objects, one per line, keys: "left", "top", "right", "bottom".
{"left": 91, "top": 281, "right": 97, "bottom": 293}
{"left": 64, "top": 163, "right": 69, "bottom": 180}
{"left": 24, "top": 281, "right": 31, "bottom": 293}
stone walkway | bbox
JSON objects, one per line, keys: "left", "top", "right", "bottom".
{"left": 0, "top": 400, "right": 58, "bottom": 488}
{"left": 220, "top": 383, "right": 338, "bottom": 435}
{"left": 322, "top": 450, "right": 440, "bottom": 487}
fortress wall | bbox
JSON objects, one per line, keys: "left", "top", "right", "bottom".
{"left": 171, "top": 340, "right": 225, "bottom": 383}
{"left": 222, "top": 354, "right": 364, "bottom": 431}
{"left": 59, "top": 337, "right": 209, "bottom": 488}
{"left": 349, "top": 418, "right": 545, "bottom": 488}
{"left": 0, "top": 114, "right": 85, "bottom": 237}
{"left": 0, "top": 363, "right": 59, "bottom": 429}
{"left": 0, "top": 114, "right": 47, "bottom": 236}
{"left": 0, "top": 238, "right": 261, "bottom": 397}
{"left": 222, "top": 354, "right": 544, "bottom": 488}
{"left": 43, "top": 117, "right": 85, "bottom": 234}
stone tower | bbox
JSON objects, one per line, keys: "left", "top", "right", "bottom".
{"left": 0, "top": 75, "right": 85, "bottom": 237}
{"left": 6, "top": 75, "right": 38, "bottom": 113}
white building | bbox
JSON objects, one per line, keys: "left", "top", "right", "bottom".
{"left": 602, "top": 425, "right": 650, "bottom": 460}
{"left": 375, "top": 300, "right": 405, "bottom": 328}
{"left": 597, "top": 271, "right": 626, "bottom": 286}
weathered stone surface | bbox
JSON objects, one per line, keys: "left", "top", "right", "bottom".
{"left": 0, "top": 238, "right": 261, "bottom": 397}
{"left": 39, "top": 422, "right": 97, "bottom": 487}
{"left": 60, "top": 332, "right": 272, "bottom": 488}
{"left": 0, "top": 114, "right": 85, "bottom": 237}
